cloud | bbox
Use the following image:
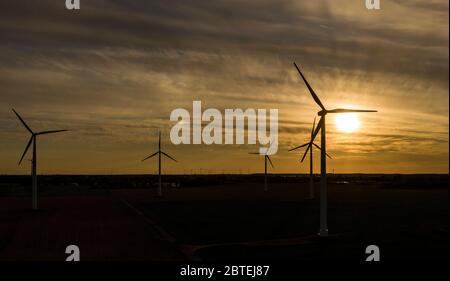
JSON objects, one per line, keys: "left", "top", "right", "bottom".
{"left": 0, "top": 0, "right": 447, "bottom": 174}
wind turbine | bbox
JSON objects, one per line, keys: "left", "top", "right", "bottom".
{"left": 293, "top": 62, "right": 377, "bottom": 236}
{"left": 289, "top": 117, "right": 332, "bottom": 199}
{"left": 249, "top": 151, "right": 274, "bottom": 192}
{"left": 12, "top": 109, "right": 68, "bottom": 210}
{"left": 142, "top": 131, "right": 177, "bottom": 197}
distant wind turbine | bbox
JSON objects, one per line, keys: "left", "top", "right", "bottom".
{"left": 12, "top": 109, "right": 68, "bottom": 210}
{"left": 289, "top": 117, "right": 332, "bottom": 199}
{"left": 293, "top": 62, "right": 377, "bottom": 236}
{"left": 142, "top": 131, "right": 177, "bottom": 197}
{"left": 249, "top": 151, "right": 274, "bottom": 192}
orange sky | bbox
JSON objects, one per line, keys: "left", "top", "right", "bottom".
{"left": 0, "top": 0, "right": 448, "bottom": 174}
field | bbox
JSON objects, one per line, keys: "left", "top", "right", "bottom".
{"left": 0, "top": 174, "right": 448, "bottom": 261}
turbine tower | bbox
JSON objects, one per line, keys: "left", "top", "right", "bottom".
{"left": 249, "top": 151, "right": 274, "bottom": 192}
{"left": 12, "top": 109, "right": 67, "bottom": 210}
{"left": 289, "top": 117, "right": 332, "bottom": 199}
{"left": 142, "top": 131, "right": 177, "bottom": 197}
{"left": 293, "top": 62, "right": 377, "bottom": 236}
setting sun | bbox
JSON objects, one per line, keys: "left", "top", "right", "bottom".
{"left": 335, "top": 113, "right": 360, "bottom": 133}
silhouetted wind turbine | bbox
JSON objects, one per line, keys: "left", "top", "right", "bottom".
{"left": 249, "top": 151, "right": 274, "bottom": 192}
{"left": 293, "top": 62, "right": 377, "bottom": 236}
{"left": 142, "top": 131, "right": 177, "bottom": 197}
{"left": 289, "top": 117, "right": 332, "bottom": 199}
{"left": 12, "top": 109, "right": 68, "bottom": 210}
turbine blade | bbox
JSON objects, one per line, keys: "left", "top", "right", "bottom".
{"left": 288, "top": 143, "right": 309, "bottom": 151}
{"left": 266, "top": 155, "right": 274, "bottom": 168}
{"left": 37, "top": 129, "right": 68, "bottom": 135}
{"left": 311, "top": 117, "right": 316, "bottom": 138}
{"left": 300, "top": 118, "right": 322, "bottom": 162}
{"left": 19, "top": 136, "right": 33, "bottom": 165}
{"left": 300, "top": 143, "right": 311, "bottom": 162}
{"left": 162, "top": 151, "right": 177, "bottom": 162}
{"left": 312, "top": 143, "right": 332, "bottom": 159}
{"left": 312, "top": 142, "right": 321, "bottom": 150}
{"left": 327, "top": 108, "right": 377, "bottom": 114}
{"left": 142, "top": 152, "right": 158, "bottom": 162}
{"left": 12, "top": 109, "right": 33, "bottom": 134}
{"left": 158, "top": 131, "right": 161, "bottom": 150}
{"left": 311, "top": 117, "right": 323, "bottom": 143}
{"left": 293, "top": 62, "right": 326, "bottom": 110}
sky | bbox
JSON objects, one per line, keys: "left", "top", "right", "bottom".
{"left": 0, "top": 0, "right": 448, "bottom": 175}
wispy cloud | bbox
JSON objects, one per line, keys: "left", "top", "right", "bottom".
{"left": 0, "top": 0, "right": 447, "bottom": 174}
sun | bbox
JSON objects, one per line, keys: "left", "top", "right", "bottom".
{"left": 335, "top": 113, "right": 360, "bottom": 133}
